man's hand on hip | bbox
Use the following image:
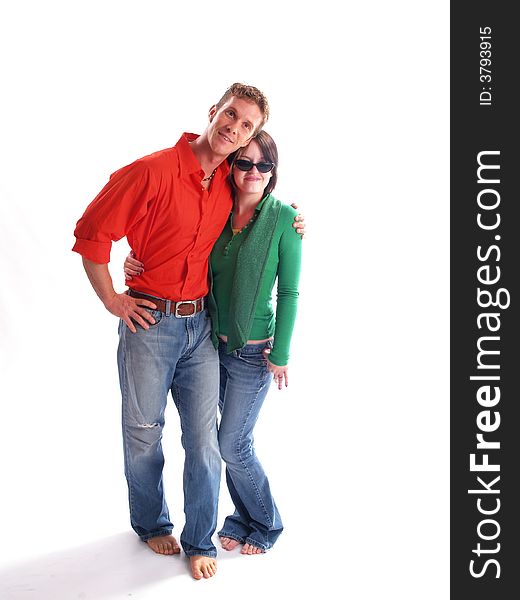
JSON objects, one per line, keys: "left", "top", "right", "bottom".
{"left": 104, "top": 293, "right": 157, "bottom": 333}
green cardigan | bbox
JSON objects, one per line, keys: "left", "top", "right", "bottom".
{"left": 208, "top": 194, "right": 302, "bottom": 366}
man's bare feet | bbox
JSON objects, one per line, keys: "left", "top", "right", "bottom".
{"left": 146, "top": 534, "right": 181, "bottom": 555}
{"left": 241, "top": 542, "right": 265, "bottom": 555}
{"left": 220, "top": 536, "right": 240, "bottom": 551}
{"left": 190, "top": 555, "right": 217, "bottom": 579}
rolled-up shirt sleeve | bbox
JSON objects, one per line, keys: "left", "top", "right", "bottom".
{"left": 72, "top": 159, "right": 156, "bottom": 263}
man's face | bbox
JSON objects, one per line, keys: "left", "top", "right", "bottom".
{"left": 206, "top": 96, "right": 264, "bottom": 158}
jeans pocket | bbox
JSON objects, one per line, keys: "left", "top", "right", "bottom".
{"left": 238, "top": 346, "right": 269, "bottom": 369}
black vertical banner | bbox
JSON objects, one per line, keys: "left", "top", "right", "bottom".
{"left": 451, "top": 3, "right": 519, "bottom": 598}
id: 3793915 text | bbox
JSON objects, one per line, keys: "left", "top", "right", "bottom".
{"left": 480, "top": 26, "right": 492, "bottom": 106}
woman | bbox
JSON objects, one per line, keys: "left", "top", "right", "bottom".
{"left": 125, "top": 131, "right": 302, "bottom": 554}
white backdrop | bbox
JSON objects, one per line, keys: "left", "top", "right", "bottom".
{"left": 0, "top": 1, "right": 449, "bottom": 598}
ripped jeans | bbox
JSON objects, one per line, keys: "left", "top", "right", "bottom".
{"left": 117, "top": 306, "right": 221, "bottom": 557}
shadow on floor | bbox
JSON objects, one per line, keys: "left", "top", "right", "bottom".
{"left": 0, "top": 531, "right": 187, "bottom": 599}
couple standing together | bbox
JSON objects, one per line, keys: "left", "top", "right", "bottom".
{"left": 73, "top": 83, "right": 303, "bottom": 580}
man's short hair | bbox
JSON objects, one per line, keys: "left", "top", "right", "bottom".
{"left": 216, "top": 83, "right": 269, "bottom": 133}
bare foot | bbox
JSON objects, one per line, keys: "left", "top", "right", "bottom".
{"left": 146, "top": 534, "right": 181, "bottom": 555}
{"left": 220, "top": 536, "right": 240, "bottom": 551}
{"left": 241, "top": 542, "right": 264, "bottom": 555}
{"left": 190, "top": 555, "right": 217, "bottom": 580}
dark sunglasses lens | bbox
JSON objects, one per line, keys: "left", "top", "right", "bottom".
{"left": 257, "top": 162, "right": 274, "bottom": 173}
{"left": 235, "top": 160, "right": 274, "bottom": 173}
{"left": 235, "top": 160, "right": 253, "bottom": 171}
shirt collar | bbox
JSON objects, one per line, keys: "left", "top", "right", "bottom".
{"left": 177, "top": 132, "right": 230, "bottom": 179}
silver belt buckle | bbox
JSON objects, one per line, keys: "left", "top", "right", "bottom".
{"left": 174, "top": 298, "right": 203, "bottom": 318}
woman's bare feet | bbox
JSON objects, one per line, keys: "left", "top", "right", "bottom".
{"left": 146, "top": 534, "right": 181, "bottom": 555}
{"left": 190, "top": 556, "right": 217, "bottom": 579}
{"left": 220, "top": 536, "right": 240, "bottom": 551}
{"left": 241, "top": 543, "right": 264, "bottom": 555}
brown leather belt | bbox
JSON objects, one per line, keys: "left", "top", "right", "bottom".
{"left": 128, "top": 289, "right": 205, "bottom": 318}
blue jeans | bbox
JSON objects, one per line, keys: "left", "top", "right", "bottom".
{"left": 217, "top": 340, "right": 283, "bottom": 551}
{"left": 117, "top": 305, "right": 221, "bottom": 557}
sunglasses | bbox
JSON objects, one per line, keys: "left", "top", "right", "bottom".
{"left": 234, "top": 159, "right": 275, "bottom": 173}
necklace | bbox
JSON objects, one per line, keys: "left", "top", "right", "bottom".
{"left": 223, "top": 212, "right": 258, "bottom": 255}
{"left": 202, "top": 168, "right": 217, "bottom": 182}
{"left": 231, "top": 211, "right": 256, "bottom": 233}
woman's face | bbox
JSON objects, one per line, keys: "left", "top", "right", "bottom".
{"left": 232, "top": 140, "right": 273, "bottom": 196}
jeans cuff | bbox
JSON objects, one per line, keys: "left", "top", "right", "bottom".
{"left": 245, "top": 537, "right": 269, "bottom": 552}
{"left": 183, "top": 550, "right": 217, "bottom": 558}
{"left": 140, "top": 530, "right": 173, "bottom": 542}
{"left": 218, "top": 531, "right": 245, "bottom": 544}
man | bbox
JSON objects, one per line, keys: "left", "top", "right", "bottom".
{"left": 73, "top": 84, "right": 302, "bottom": 580}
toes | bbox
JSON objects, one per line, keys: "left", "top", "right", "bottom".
{"left": 166, "top": 542, "right": 180, "bottom": 555}
{"left": 146, "top": 535, "right": 181, "bottom": 556}
{"left": 206, "top": 560, "right": 217, "bottom": 577}
{"left": 241, "top": 543, "right": 264, "bottom": 555}
{"left": 190, "top": 557, "right": 217, "bottom": 580}
{"left": 202, "top": 564, "right": 213, "bottom": 579}
{"left": 220, "top": 536, "right": 240, "bottom": 550}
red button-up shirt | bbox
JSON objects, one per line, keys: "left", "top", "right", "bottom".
{"left": 73, "top": 133, "right": 232, "bottom": 301}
